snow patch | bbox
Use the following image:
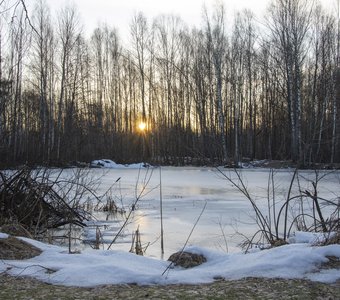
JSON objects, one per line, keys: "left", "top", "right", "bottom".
{"left": 0, "top": 232, "right": 9, "bottom": 239}
{"left": 1, "top": 233, "right": 339, "bottom": 287}
{"left": 90, "top": 159, "right": 151, "bottom": 169}
{"left": 289, "top": 231, "right": 336, "bottom": 245}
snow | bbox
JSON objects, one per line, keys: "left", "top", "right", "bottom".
{"left": 0, "top": 232, "right": 9, "bottom": 239}
{"left": 289, "top": 231, "right": 336, "bottom": 245}
{"left": 0, "top": 233, "right": 339, "bottom": 287}
{"left": 90, "top": 159, "right": 150, "bottom": 169}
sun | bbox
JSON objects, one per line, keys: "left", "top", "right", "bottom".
{"left": 138, "top": 122, "right": 147, "bottom": 132}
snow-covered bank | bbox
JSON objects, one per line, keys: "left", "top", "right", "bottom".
{"left": 0, "top": 233, "right": 339, "bottom": 287}
{"left": 90, "top": 159, "right": 151, "bottom": 169}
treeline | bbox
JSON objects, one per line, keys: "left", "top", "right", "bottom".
{"left": 0, "top": 0, "right": 339, "bottom": 167}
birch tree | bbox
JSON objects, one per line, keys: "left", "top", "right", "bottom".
{"left": 56, "top": 5, "right": 81, "bottom": 161}
{"left": 204, "top": 2, "right": 228, "bottom": 163}
{"left": 30, "top": 0, "right": 55, "bottom": 161}
{"left": 267, "top": 0, "right": 312, "bottom": 164}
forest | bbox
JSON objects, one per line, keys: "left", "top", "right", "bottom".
{"left": 0, "top": 0, "right": 339, "bottom": 167}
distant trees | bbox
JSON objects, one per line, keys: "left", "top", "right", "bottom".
{"left": 0, "top": 0, "right": 339, "bottom": 167}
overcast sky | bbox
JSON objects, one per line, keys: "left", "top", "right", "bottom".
{"left": 24, "top": 0, "right": 338, "bottom": 39}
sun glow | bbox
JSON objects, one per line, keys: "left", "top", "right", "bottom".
{"left": 138, "top": 122, "right": 147, "bottom": 132}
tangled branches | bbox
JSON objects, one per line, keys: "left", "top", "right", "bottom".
{"left": 0, "top": 167, "right": 88, "bottom": 236}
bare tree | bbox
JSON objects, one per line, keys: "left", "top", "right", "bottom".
{"left": 204, "top": 2, "right": 228, "bottom": 163}
{"left": 29, "top": 0, "right": 55, "bottom": 162}
{"left": 130, "top": 12, "right": 149, "bottom": 122}
{"left": 267, "top": 0, "right": 313, "bottom": 164}
{"left": 56, "top": 5, "right": 81, "bottom": 161}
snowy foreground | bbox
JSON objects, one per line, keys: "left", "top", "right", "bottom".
{"left": 1, "top": 232, "right": 340, "bottom": 287}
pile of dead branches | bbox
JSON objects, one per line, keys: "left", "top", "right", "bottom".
{"left": 0, "top": 167, "right": 87, "bottom": 236}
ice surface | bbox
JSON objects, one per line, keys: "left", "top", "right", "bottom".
{"left": 71, "top": 167, "right": 339, "bottom": 259}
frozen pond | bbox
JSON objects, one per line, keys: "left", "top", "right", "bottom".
{"left": 52, "top": 167, "right": 340, "bottom": 259}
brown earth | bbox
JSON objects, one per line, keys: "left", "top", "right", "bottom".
{"left": 0, "top": 274, "right": 339, "bottom": 300}
{"left": 0, "top": 236, "right": 41, "bottom": 260}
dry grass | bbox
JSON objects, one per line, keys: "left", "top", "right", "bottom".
{"left": 0, "top": 274, "right": 339, "bottom": 300}
{"left": 0, "top": 236, "right": 41, "bottom": 260}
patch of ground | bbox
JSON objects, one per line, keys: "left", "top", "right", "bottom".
{"left": 0, "top": 236, "right": 41, "bottom": 260}
{"left": 322, "top": 256, "right": 340, "bottom": 270}
{"left": 0, "top": 223, "right": 33, "bottom": 238}
{"left": 0, "top": 274, "right": 339, "bottom": 300}
{"left": 168, "top": 251, "right": 207, "bottom": 268}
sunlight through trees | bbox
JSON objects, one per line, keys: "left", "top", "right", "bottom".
{"left": 0, "top": 0, "right": 339, "bottom": 167}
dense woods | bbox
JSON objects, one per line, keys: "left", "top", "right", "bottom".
{"left": 0, "top": 0, "right": 339, "bottom": 167}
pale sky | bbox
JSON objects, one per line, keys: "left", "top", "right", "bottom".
{"left": 24, "top": 0, "right": 338, "bottom": 39}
